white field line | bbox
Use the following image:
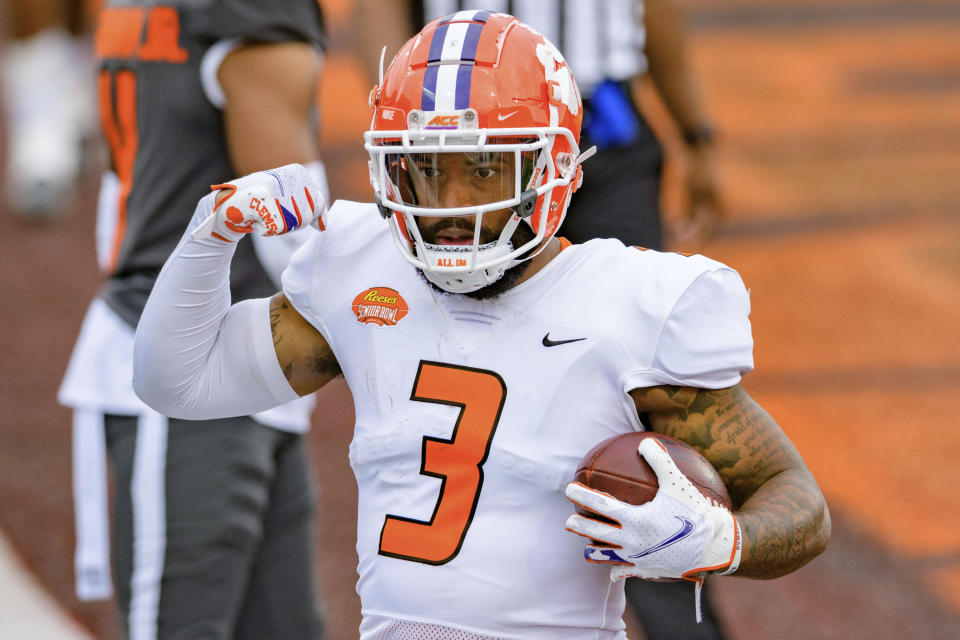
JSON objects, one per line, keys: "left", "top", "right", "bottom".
{"left": 0, "top": 529, "right": 94, "bottom": 639}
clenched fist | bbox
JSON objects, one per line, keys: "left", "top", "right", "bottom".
{"left": 192, "top": 163, "right": 326, "bottom": 243}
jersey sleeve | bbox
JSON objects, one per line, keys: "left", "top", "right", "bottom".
{"left": 281, "top": 224, "right": 326, "bottom": 333}
{"left": 280, "top": 199, "right": 377, "bottom": 337}
{"left": 624, "top": 266, "right": 754, "bottom": 390}
{"left": 190, "top": 0, "right": 326, "bottom": 48}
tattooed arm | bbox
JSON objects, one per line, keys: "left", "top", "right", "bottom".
{"left": 631, "top": 384, "right": 831, "bottom": 578}
{"left": 269, "top": 293, "right": 341, "bottom": 395}
{"left": 133, "top": 168, "right": 334, "bottom": 419}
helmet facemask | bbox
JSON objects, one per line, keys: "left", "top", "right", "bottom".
{"left": 365, "top": 109, "right": 580, "bottom": 294}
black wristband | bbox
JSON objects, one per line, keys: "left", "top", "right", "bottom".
{"left": 681, "top": 124, "right": 715, "bottom": 147}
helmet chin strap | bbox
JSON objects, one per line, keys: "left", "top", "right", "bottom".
{"left": 414, "top": 200, "right": 533, "bottom": 294}
{"left": 418, "top": 241, "right": 514, "bottom": 294}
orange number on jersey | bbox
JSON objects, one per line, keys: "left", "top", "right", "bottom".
{"left": 98, "top": 68, "right": 138, "bottom": 274}
{"left": 379, "top": 361, "right": 506, "bottom": 565}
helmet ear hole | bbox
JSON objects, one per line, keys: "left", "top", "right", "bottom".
{"left": 556, "top": 152, "right": 576, "bottom": 179}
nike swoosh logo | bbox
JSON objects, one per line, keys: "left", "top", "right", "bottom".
{"left": 629, "top": 516, "right": 696, "bottom": 559}
{"left": 542, "top": 333, "right": 587, "bottom": 347}
{"left": 497, "top": 109, "right": 520, "bottom": 121}
{"left": 585, "top": 548, "right": 627, "bottom": 563}
{"left": 265, "top": 169, "right": 285, "bottom": 195}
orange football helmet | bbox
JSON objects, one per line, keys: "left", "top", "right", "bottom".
{"left": 365, "top": 10, "right": 589, "bottom": 293}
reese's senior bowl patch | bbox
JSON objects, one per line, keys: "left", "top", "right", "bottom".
{"left": 352, "top": 287, "right": 409, "bottom": 326}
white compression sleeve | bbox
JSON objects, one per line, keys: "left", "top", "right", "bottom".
{"left": 132, "top": 193, "right": 300, "bottom": 420}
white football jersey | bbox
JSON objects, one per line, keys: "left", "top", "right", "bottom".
{"left": 283, "top": 201, "right": 753, "bottom": 640}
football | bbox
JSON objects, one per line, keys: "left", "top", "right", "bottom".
{"left": 573, "top": 431, "right": 732, "bottom": 517}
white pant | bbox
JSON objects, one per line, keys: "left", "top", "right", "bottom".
{"left": 59, "top": 299, "right": 314, "bottom": 603}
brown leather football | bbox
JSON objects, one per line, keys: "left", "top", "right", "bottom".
{"left": 573, "top": 431, "right": 732, "bottom": 514}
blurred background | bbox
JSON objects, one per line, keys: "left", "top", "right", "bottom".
{"left": 1, "top": 0, "right": 958, "bottom": 638}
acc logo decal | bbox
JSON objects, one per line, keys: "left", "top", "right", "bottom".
{"left": 425, "top": 114, "right": 460, "bottom": 129}
{"left": 352, "top": 287, "right": 409, "bottom": 326}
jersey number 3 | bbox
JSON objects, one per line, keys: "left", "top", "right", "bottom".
{"left": 378, "top": 361, "right": 506, "bottom": 565}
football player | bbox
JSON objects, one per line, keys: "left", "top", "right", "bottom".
{"left": 133, "top": 12, "right": 829, "bottom": 639}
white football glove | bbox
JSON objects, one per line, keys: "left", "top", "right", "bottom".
{"left": 191, "top": 163, "right": 326, "bottom": 243}
{"left": 565, "top": 438, "right": 741, "bottom": 620}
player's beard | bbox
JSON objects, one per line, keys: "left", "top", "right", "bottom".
{"left": 416, "top": 216, "right": 537, "bottom": 300}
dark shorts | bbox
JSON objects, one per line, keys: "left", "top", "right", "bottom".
{"left": 106, "top": 414, "right": 323, "bottom": 640}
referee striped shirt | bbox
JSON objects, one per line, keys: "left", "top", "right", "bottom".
{"left": 421, "top": 0, "right": 647, "bottom": 95}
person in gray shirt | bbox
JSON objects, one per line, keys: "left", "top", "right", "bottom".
{"left": 59, "top": 1, "right": 329, "bottom": 637}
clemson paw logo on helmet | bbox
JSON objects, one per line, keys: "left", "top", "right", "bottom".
{"left": 536, "top": 40, "right": 580, "bottom": 115}
{"left": 352, "top": 287, "right": 409, "bottom": 326}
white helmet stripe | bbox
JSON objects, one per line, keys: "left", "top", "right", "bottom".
{"left": 434, "top": 64, "right": 460, "bottom": 111}
{"left": 439, "top": 22, "right": 471, "bottom": 62}
{"left": 427, "top": 16, "right": 486, "bottom": 111}
{"left": 442, "top": 9, "right": 491, "bottom": 23}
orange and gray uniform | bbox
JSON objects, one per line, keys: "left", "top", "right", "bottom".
{"left": 59, "top": 1, "right": 326, "bottom": 638}
{"left": 96, "top": 0, "right": 325, "bottom": 323}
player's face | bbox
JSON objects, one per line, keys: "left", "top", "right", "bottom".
{"left": 385, "top": 148, "right": 542, "bottom": 299}
{"left": 408, "top": 151, "right": 515, "bottom": 209}
{"left": 415, "top": 208, "right": 515, "bottom": 247}
{"left": 394, "top": 151, "right": 518, "bottom": 245}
